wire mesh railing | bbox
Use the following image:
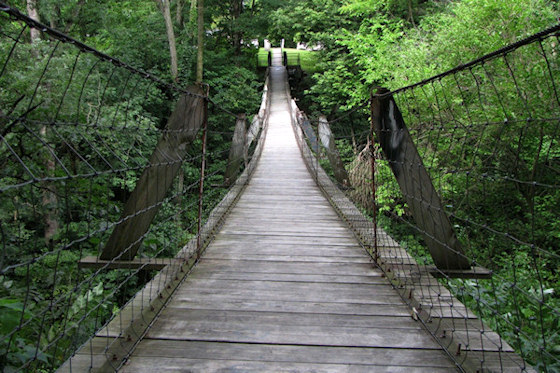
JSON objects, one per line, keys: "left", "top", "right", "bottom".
{"left": 291, "top": 24, "right": 560, "bottom": 373}
{"left": 0, "top": 3, "right": 269, "bottom": 371}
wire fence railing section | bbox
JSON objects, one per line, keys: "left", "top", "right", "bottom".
{"left": 291, "top": 24, "right": 560, "bottom": 372}
{"left": 0, "top": 4, "right": 269, "bottom": 372}
{"left": 380, "top": 24, "right": 560, "bottom": 372}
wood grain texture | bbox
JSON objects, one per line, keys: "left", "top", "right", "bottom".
{"left": 224, "top": 115, "right": 247, "bottom": 184}
{"left": 318, "top": 115, "right": 350, "bottom": 186}
{"left": 371, "top": 91, "right": 470, "bottom": 270}
{"left": 122, "top": 58, "right": 458, "bottom": 372}
{"left": 101, "top": 90, "right": 206, "bottom": 260}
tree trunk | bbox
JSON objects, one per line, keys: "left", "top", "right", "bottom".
{"left": 27, "top": 0, "right": 60, "bottom": 242}
{"left": 231, "top": 0, "right": 242, "bottom": 56}
{"left": 176, "top": 0, "right": 184, "bottom": 25}
{"left": 196, "top": 0, "right": 204, "bottom": 83}
{"left": 156, "top": 0, "right": 179, "bottom": 82}
{"left": 26, "top": 0, "right": 41, "bottom": 42}
{"left": 408, "top": 0, "right": 416, "bottom": 27}
{"left": 187, "top": 0, "right": 197, "bottom": 39}
{"left": 40, "top": 126, "right": 59, "bottom": 243}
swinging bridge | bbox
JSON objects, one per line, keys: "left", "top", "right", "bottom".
{"left": 1, "top": 4, "right": 559, "bottom": 372}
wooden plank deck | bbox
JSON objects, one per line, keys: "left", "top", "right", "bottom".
{"left": 119, "top": 53, "right": 459, "bottom": 372}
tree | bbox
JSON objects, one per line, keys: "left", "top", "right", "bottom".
{"left": 231, "top": 0, "right": 243, "bottom": 55}
{"left": 176, "top": 0, "right": 184, "bottom": 25}
{"left": 26, "top": 0, "right": 41, "bottom": 42}
{"left": 196, "top": 0, "right": 204, "bottom": 82}
{"left": 25, "top": 0, "right": 60, "bottom": 243}
{"left": 155, "top": 0, "right": 179, "bottom": 81}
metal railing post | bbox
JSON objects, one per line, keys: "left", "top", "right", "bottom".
{"left": 369, "top": 94, "right": 378, "bottom": 259}
{"left": 196, "top": 88, "right": 209, "bottom": 259}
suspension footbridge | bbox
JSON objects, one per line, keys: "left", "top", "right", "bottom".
{"left": 1, "top": 4, "right": 558, "bottom": 372}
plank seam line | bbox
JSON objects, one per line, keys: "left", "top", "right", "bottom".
{"left": 125, "top": 354, "right": 458, "bottom": 368}
{"left": 182, "top": 279, "right": 387, "bottom": 291}
{"left": 184, "top": 279, "right": 388, "bottom": 285}
{"left": 207, "top": 241, "right": 362, "bottom": 247}
{"left": 154, "top": 307, "right": 413, "bottom": 318}
{"left": 181, "top": 278, "right": 385, "bottom": 285}
{"left": 198, "top": 259, "right": 373, "bottom": 265}
{"left": 183, "top": 269, "right": 384, "bottom": 277}
{"left": 205, "top": 253, "right": 371, "bottom": 261}
{"left": 138, "top": 337, "right": 452, "bottom": 352}
{"left": 147, "top": 325, "right": 436, "bottom": 332}
{"left": 170, "top": 300, "right": 408, "bottom": 307}
{"left": 162, "top": 307, "right": 412, "bottom": 316}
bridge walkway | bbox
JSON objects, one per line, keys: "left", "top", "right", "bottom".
{"left": 118, "top": 52, "right": 458, "bottom": 372}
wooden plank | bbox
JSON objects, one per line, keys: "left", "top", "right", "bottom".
{"left": 129, "top": 340, "right": 457, "bottom": 368}
{"left": 202, "top": 253, "right": 371, "bottom": 264}
{"left": 221, "top": 213, "right": 346, "bottom": 222}
{"left": 371, "top": 91, "right": 470, "bottom": 270}
{"left": 238, "top": 186, "right": 325, "bottom": 194}
{"left": 146, "top": 321, "right": 444, "bottom": 350}
{"left": 422, "top": 265, "right": 493, "bottom": 279}
{"left": 174, "top": 286, "right": 405, "bottom": 305}
{"left": 213, "top": 234, "right": 362, "bottom": 245}
{"left": 221, "top": 214, "right": 345, "bottom": 223}
{"left": 224, "top": 115, "right": 246, "bottom": 184}
{"left": 232, "top": 203, "right": 335, "bottom": 210}
{"left": 78, "top": 256, "right": 181, "bottom": 270}
{"left": 150, "top": 309, "right": 420, "bottom": 331}
{"left": 121, "top": 357, "right": 456, "bottom": 373}
{"left": 179, "top": 278, "right": 395, "bottom": 295}
{"left": 187, "top": 271, "right": 389, "bottom": 285}
{"left": 219, "top": 227, "right": 356, "bottom": 237}
{"left": 193, "top": 258, "right": 381, "bottom": 276}
{"left": 57, "top": 354, "right": 108, "bottom": 372}
{"left": 466, "top": 351, "right": 534, "bottom": 372}
{"left": 238, "top": 195, "right": 329, "bottom": 201}
{"left": 224, "top": 211, "right": 344, "bottom": 219}
{"left": 204, "top": 244, "right": 368, "bottom": 257}
{"left": 318, "top": 115, "right": 350, "bottom": 186}
{"left": 157, "top": 298, "right": 413, "bottom": 317}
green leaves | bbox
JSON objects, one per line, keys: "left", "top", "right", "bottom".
{"left": 0, "top": 299, "right": 48, "bottom": 371}
{"left": 0, "top": 299, "right": 30, "bottom": 335}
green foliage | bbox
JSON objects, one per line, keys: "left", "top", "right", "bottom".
{"left": 449, "top": 250, "right": 560, "bottom": 371}
{"left": 0, "top": 295, "right": 49, "bottom": 373}
{"left": 205, "top": 58, "right": 261, "bottom": 115}
{"left": 304, "top": 0, "right": 558, "bottom": 113}
{"left": 283, "top": 48, "right": 320, "bottom": 72}
{"left": 257, "top": 48, "right": 270, "bottom": 67}
{"left": 0, "top": 0, "right": 262, "bottom": 370}
{"left": 269, "top": 0, "right": 352, "bottom": 48}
